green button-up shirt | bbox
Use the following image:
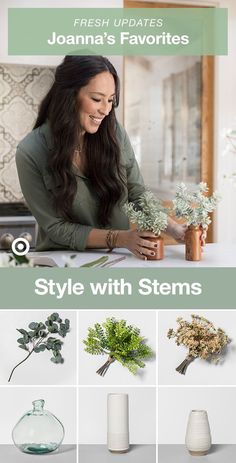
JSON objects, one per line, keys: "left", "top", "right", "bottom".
{"left": 16, "top": 121, "right": 145, "bottom": 251}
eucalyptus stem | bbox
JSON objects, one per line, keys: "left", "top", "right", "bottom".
{"left": 8, "top": 350, "right": 33, "bottom": 383}
{"left": 9, "top": 313, "right": 70, "bottom": 383}
{"left": 8, "top": 334, "right": 48, "bottom": 382}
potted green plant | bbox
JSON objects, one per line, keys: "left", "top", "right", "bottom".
{"left": 83, "top": 317, "right": 154, "bottom": 376}
{"left": 123, "top": 190, "right": 168, "bottom": 260}
{"left": 167, "top": 314, "right": 230, "bottom": 375}
{"left": 173, "top": 182, "right": 220, "bottom": 261}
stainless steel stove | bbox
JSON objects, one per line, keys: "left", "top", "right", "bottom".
{"left": 0, "top": 203, "right": 36, "bottom": 250}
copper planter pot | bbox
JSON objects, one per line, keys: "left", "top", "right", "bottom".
{"left": 185, "top": 226, "right": 202, "bottom": 261}
{"left": 146, "top": 235, "right": 164, "bottom": 260}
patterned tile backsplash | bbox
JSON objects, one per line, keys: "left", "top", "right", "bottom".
{"left": 0, "top": 63, "right": 55, "bottom": 203}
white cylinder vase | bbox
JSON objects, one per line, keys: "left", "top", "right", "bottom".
{"left": 185, "top": 410, "right": 211, "bottom": 456}
{"left": 107, "top": 393, "right": 129, "bottom": 453}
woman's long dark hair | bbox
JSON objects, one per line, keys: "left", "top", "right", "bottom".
{"left": 34, "top": 55, "right": 125, "bottom": 226}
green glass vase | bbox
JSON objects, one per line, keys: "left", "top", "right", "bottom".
{"left": 12, "top": 399, "right": 64, "bottom": 454}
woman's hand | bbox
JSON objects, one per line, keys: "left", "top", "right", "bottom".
{"left": 200, "top": 227, "right": 207, "bottom": 247}
{"left": 117, "top": 230, "right": 160, "bottom": 260}
{"left": 166, "top": 219, "right": 188, "bottom": 243}
{"left": 166, "top": 218, "right": 208, "bottom": 247}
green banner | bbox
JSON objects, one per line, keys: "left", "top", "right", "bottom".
{"left": 8, "top": 8, "right": 228, "bottom": 56}
{"left": 0, "top": 268, "right": 234, "bottom": 309}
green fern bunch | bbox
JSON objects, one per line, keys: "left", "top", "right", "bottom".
{"left": 83, "top": 317, "right": 154, "bottom": 376}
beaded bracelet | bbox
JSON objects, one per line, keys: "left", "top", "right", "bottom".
{"left": 106, "top": 229, "right": 119, "bottom": 252}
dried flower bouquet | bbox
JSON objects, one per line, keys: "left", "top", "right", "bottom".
{"left": 167, "top": 314, "right": 230, "bottom": 375}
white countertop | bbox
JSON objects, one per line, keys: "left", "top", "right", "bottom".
{"left": 29, "top": 243, "right": 236, "bottom": 268}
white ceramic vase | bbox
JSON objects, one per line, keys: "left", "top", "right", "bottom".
{"left": 185, "top": 410, "right": 211, "bottom": 456}
{"left": 107, "top": 393, "right": 129, "bottom": 453}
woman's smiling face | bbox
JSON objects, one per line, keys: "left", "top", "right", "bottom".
{"left": 77, "top": 71, "right": 116, "bottom": 134}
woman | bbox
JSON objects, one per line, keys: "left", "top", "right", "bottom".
{"left": 16, "top": 55, "right": 186, "bottom": 259}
